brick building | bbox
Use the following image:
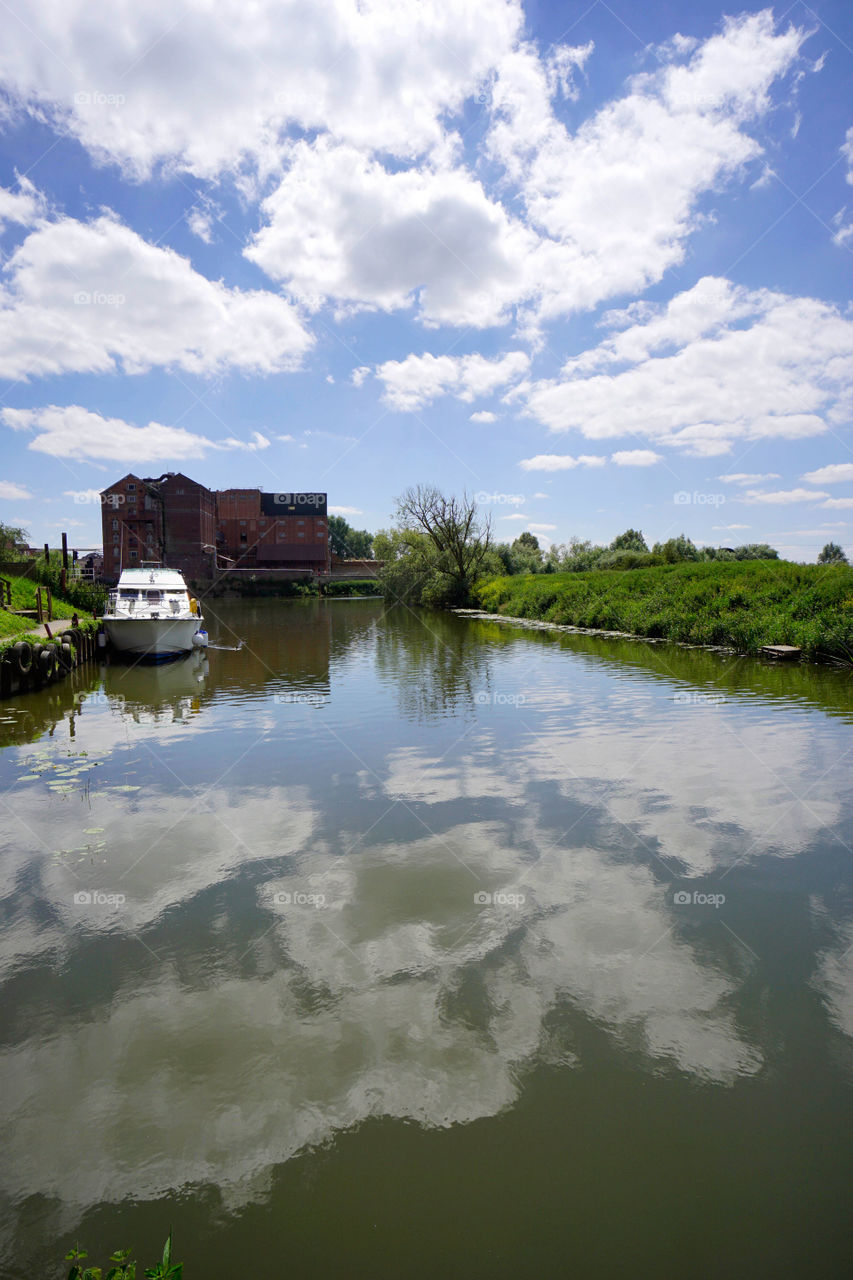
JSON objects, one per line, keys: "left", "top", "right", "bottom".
{"left": 101, "top": 474, "right": 329, "bottom": 581}
{"left": 216, "top": 490, "right": 329, "bottom": 572}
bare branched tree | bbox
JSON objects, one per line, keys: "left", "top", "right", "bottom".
{"left": 394, "top": 486, "right": 493, "bottom": 603}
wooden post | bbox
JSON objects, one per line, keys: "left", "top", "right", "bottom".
{"left": 62, "top": 532, "right": 68, "bottom": 570}
{"left": 43, "top": 543, "right": 50, "bottom": 563}
{"left": 46, "top": 584, "right": 52, "bottom": 620}
{"left": 36, "top": 586, "right": 43, "bottom": 624}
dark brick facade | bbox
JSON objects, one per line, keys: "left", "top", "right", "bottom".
{"left": 101, "top": 474, "right": 330, "bottom": 580}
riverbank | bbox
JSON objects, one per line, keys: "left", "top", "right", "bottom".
{"left": 0, "top": 575, "right": 79, "bottom": 640}
{"left": 473, "top": 561, "right": 853, "bottom": 660}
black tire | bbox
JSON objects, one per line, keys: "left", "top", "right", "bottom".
{"left": 38, "top": 645, "right": 57, "bottom": 682}
{"left": 58, "top": 642, "right": 74, "bottom": 670}
{"left": 13, "top": 640, "right": 33, "bottom": 675}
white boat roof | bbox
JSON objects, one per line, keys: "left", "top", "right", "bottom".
{"left": 116, "top": 567, "right": 190, "bottom": 589}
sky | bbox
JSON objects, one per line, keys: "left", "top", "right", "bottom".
{"left": 0, "top": 0, "right": 851, "bottom": 560}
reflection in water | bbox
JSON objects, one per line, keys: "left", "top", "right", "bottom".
{"left": 1, "top": 601, "right": 853, "bottom": 1272}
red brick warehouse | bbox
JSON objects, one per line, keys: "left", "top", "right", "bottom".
{"left": 100, "top": 473, "right": 330, "bottom": 582}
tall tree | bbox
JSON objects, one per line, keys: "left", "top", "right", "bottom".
{"left": 610, "top": 528, "right": 648, "bottom": 553}
{"left": 391, "top": 486, "right": 493, "bottom": 605}
{"left": 328, "top": 515, "right": 374, "bottom": 559}
{"left": 817, "top": 541, "right": 848, "bottom": 565}
{"left": 0, "top": 521, "right": 28, "bottom": 560}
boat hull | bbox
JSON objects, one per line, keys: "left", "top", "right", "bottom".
{"left": 103, "top": 617, "right": 201, "bottom": 659}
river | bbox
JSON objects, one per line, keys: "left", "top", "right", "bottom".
{"left": 1, "top": 599, "right": 853, "bottom": 1277}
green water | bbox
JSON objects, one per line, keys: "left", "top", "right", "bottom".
{"left": 1, "top": 599, "right": 853, "bottom": 1277}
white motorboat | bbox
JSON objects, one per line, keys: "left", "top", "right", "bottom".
{"left": 103, "top": 565, "right": 205, "bottom": 659}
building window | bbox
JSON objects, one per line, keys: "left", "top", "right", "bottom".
{"left": 130, "top": 549, "right": 138, "bottom": 560}
{"left": 112, "top": 519, "right": 118, "bottom": 530}
{"left": 297, "top": 531, "right": 305, "bottom": 538}
{"left": 127, "top": 483, "right": 136, "bottom": 492}
{"left": 127, "top": 495, "right": 136, "bottom": 504}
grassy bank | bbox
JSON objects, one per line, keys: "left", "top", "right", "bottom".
{"left": 0, "top": 576, "right": 78, "bottom": 640}
{"left": 474, "top": 561, "right": 853, "bottom": 659}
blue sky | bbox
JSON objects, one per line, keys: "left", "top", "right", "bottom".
{"left": 0, "top": 0, "right": 851, "bottom": 559}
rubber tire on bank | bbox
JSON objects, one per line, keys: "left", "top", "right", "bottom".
{"left": 12, "top": 640, "right": 33, "bottom": 676}
{"left": 58, "top": 642, "right": 74, "bottom": 670}
{"left": 38, "top": 645, "right": 57, "bottom": 683}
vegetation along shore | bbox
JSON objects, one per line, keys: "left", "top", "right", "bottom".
{"left": 473, "top": 561, "right": 853, "bottom": 661}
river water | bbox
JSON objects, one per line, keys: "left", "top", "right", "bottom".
{"left": 1, "top": 599, "right": 853, "bottom": 1277}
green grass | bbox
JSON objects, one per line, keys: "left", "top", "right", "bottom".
{"left": 473, "top": 561, "right": 853, "bottom": 660}
{"left": 0, "top": 575, "right": 78, "bottom": 639}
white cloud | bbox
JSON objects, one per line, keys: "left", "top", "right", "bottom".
{"left": 533, "top": 492, "right": 548, "bottom": 499}
{"left": 0, "top": 480, "right": 33, "bottom": 500}
{"left": 0, "top": 213, "right": 313, "bottom": 380}
{"left": 470, "top": 411, "right": 497, "bottom": 423}
{"left": 713, "top": 524, "right": 750, "bottom": 531}
{"left": 351, "top": 367, "right": 371, "bottom": 388}
{"left": 843, "top": 126, "right": 853, "bottom": 184}
{"left": 829, "top": 129, "right": 853, "bottom": 245}
{"left": 742, "top": 487, "right": 829, "bottom": 505}
{"left": 801, "top": 463, "right": 853, "bottom": 485}
{"left": 518, "top": 453, "right": 605, "bottom": 472}
{"left": 240, "top": 12, "right": 808, "bottom": 333}
{"left": 501, "top": 512, "right": 528, "bottom": 521}
{"left": 719, "top": 472, "right": 781, "bottom": 485}
{"left": 186, "top": 208, "right": 214, "bottom": 244}
{"left": 376, "top": 350, "right": 529, "bottom": 412}
{"left": 0, "top": 179, "right": 43, "bottom": 231}
{"left": 0, "top": 0, "right": 522, "bottom": 178}
{"left": 329, "top": 505, "right": 364, "bottom": 516}
{"left": 527, "top": 522, "right": 556, "bottom": 531}
{"left": 1, "top": 405, "right": 276, "bottom": 463}
{"left": 220, "top": 431, "right": 271, "bottom": 452}
{"left": 521, "top": 278, "right": 853, "bottom": 457}
{"left": 246, "top": 139, "right": 534, "bottom": 328}
{"left": 822, "top": 498, "right": 853, "bottom": 510}
{"left": 487, "top": 11, "right": 806, "bottom": 326}
{"left": 611, "top": 450, "right": 660, "bottom": 467}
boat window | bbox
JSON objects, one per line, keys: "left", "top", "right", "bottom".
{"left": 146, "top": 590, "right": 164, "bottom": 602}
